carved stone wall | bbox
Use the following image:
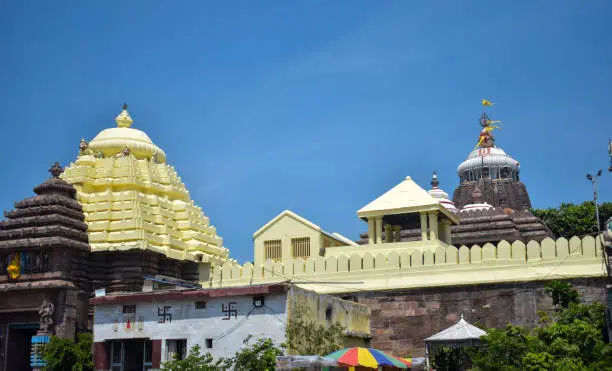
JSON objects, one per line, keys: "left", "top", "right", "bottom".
{"left": 452, "top": 179, "right": 532, "bottom": 211}
{"left": 90, "top": 250, "right": 201, "bottom": 293}
{"left": 355, "top": 278, "right": 606, "bottom": 357}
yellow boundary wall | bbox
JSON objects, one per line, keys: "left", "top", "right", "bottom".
{"left": 206, "top": 236, "right": 606, "bottom": 294}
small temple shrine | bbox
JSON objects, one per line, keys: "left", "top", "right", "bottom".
{"left": 0, "top": 163, "right": 91, "bottom": 371}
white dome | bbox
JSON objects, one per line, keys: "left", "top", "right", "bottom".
{"left": 457, "top": 147, "right": 520, "bottom": 182}
{"left": 87, "top": 107, "right": 167, "bottom": 162}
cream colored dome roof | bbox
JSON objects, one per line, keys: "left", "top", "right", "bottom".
{"left": 88, "top": 106, "right": 167, "bottom": 162}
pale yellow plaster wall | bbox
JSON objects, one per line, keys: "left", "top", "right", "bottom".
{"left": 254, "top": 214, "right": 321, "bottom": 268}
{"left": 288, "top": 286, "right": 371, "bottom": 340}
{"left": 208, "top": 236, "right": 606, "bottom": 295}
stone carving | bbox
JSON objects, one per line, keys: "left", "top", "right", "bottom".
{"left": 476, "top": 113, "right": 500, "bottom": 149}
{"left": 120, "top": 146, "right": 130, "bottom": 157}
{"left": 151, "top": 152, "right": 159, "bottom": 164}
{"left": 79, "top": 138, "right": 94, "bottom": 156}
{"left": 38, "top": 297, "right": 55, "bottom": 333}
{"left": 49, "top": 162, "right": 64, "bottom": 178}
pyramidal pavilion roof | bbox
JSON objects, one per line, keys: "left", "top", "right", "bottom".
{"left": 357, "top": 176, "right": 459, "bottom": 223}
{"left": 425, "top": 314, "right": 486, "bottom": 342}
{"left": 61, "top": 105, "right": 229, "bottom": 264}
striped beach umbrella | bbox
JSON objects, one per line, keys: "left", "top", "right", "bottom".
{"left": 326, "top": 348, "right": 408, "bottom": 369}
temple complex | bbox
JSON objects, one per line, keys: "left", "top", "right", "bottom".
{"left": 357, "top": 110, "right": 552, "bottom": 247}
{"left": 0, "top": 103, "right": 606, "bottom": 369}
{"left": 0, "top": 105, "right": 231, "bottom": 371}
{"left": 211, "top": 104, "right": 605, "bottom": 357}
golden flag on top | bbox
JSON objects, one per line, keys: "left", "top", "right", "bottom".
{"left": 482, "top": 99, "right": 494, "bottom": 106}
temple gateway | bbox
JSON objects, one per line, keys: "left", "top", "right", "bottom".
{"left": 0, "top": 105, "right": 607, "bottom": 370}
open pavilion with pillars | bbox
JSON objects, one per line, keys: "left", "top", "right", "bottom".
{"left": 357, "top": 176, "right": 458, "bottom": 247}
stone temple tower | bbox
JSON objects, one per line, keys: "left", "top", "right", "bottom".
{"left": 447, "top": 110, "right": 552, "bottom": 246}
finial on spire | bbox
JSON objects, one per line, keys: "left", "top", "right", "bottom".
{"left": 431, "top": 171, "right": 439, "bottom": 188}
{"left": 49, "top": 162, "right": 63, "bottom": 178}
{"left": 115, "top": 103, "right": 134, "bottom": 128}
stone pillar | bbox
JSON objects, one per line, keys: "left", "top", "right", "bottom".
{"left": 440, "top": 219, "right": 452, "bottom": 244}
{"left": 93, "top": 342, "right": 110, "bottom": 370}
{"left": 384, "top": 224, "right": 392, "bottom": 243}
{"left": 368, "top": 218, "right": 376, "bottom": 244}
{"left": 375, "top": 216, "right": 383, "bottom": 244}
{"left": 420, "top": 213, "right": 429, "bottom": 241}
{"left": 393, "top": 226, "right": 402, "bottom": 243}
{"left": 428, "top": 212, "right": 439, "bottom": 241}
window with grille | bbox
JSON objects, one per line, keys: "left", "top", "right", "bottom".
{"left": 264, "top": 240, "right": 282, "bottom": 261}
{"left": 195, "top": 301, "right": 206, "bottom": 309}
{"left": 291, "top": 237, "right": 311, "bottom": 259}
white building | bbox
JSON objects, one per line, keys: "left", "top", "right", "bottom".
{"left": 91, "top": 281, "right": 370, "bottom": 371}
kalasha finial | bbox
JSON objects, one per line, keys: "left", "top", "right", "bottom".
{"left": 49, "top": 162, "right": 63, "bottom": 178}
{"left": 115, "top": 103, "right": 134, "bottom": 128}
{"left": 431, "top": 171, "right": 439, "bottom": 188}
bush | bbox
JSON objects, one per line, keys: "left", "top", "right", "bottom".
{"left": 42, "top": 332, "right": 93, "bottom": 371}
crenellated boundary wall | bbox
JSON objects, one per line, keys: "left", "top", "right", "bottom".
{"left": 206, "top": 236, "right": 606, "bottom": 294}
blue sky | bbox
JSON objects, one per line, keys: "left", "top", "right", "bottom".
{"left": 1, "top": 1, "right": 611, "bottom": 263}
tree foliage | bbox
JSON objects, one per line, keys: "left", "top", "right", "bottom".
{"left": 230, "top": 335, "right": 282, "bottom": 371}
{"left": 532, "top": 201, "right": 612, "bottom": 238}
{"left": 41, "top": 332, "right": 93, "bottom": 371}
{"left": 161, "top": 337, "right": 283, "bottom": 371}
{"left": 469, "top": 281, "right": 612, "bottom": 371}
{"left": 161, "top": 344, "right": 226, "bottom": 371}
{"left": 284, "top": 302, "right": 345, "bottom": 356}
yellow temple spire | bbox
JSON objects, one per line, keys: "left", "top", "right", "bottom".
{"left": 115, "top": 103, "right": 134, "bottom": 128}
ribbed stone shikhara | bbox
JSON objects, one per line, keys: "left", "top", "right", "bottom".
{"left": 0, "top": 163, "right": 92, "bottom": 369}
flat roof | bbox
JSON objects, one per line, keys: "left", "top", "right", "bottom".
{"left": 90, "top": 283, "right": 288, "bottom": 305}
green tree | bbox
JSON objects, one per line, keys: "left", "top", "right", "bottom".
{"left": 230, "top": 336, "right": 283, "bottom": 371}
{"left": 41, "top": 332, "right": 93, "bottom": 371}
{"left": 161, "top": 337, "right": 283, "bottom": 371}
{"left": 161, "top": 344, "right": 228, "bottom": 371}
{"left": 431, "top": 347, "right": 471, "bottom": 371}
{"left": 469, "top": 281, "right": 612, "bottom": 371}
{"left": 532, "top": 201, "right": 612, "bottom": 238}
{"left": 284, "top": 302, "right": 345, "bottom": 356}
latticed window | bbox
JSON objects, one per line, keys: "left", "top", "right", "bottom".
{"left": 291, "top": 237, "right": 311, "bottom": 259}
{"left": 264, "top": 240, "right": 282, "bottom": 261}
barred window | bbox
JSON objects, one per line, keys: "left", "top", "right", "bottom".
{"left": 291, "top": 237, "right": 311, "bottom": 259}
{"left": 264, "top": 240, "right": 282, "bottom": 261}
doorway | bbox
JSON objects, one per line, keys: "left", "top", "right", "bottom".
{"left": 5, "top": 324, "right": 38, "bottom": 371}
{"left": 109, "top": 339, "right": 153, "bottom": 371}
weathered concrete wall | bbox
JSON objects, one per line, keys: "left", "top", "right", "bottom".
{"left": 354, "top": 278, "right": 607, "bottom": 358}
{"left": 93, "top": 294, "right": 288, "bottom": 361}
